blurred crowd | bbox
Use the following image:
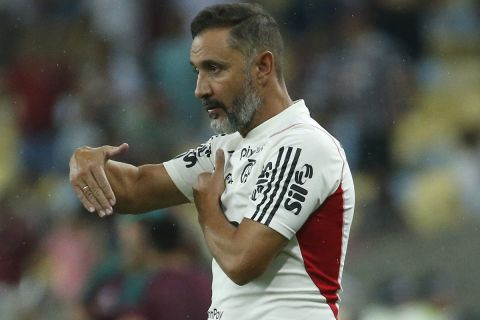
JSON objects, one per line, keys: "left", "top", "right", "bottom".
{"left": 0, "top": 0, "right": 479, "bottom": 319}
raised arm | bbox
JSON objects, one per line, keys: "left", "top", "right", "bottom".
{"left": 69, "top": 143, "right": 188, "bottom": 217}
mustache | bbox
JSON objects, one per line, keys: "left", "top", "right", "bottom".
{"left": 202, "top": 99, "right": 226, "bottom": 110}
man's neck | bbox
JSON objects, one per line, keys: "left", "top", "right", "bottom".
{"left": 239, "top": 82, "right": 292, "bottom": 137}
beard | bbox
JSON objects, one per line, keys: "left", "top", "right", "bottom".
{"left": 208, "top": 78, "right": 262, "bottom": 134}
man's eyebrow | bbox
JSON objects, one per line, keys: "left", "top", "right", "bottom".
{"left": 191, "top": 59, "right": 229, "bottom": 69}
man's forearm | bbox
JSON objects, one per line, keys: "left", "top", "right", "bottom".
{"left": 196, "top": 204, "right": 246, "bottom": 283}
{"left": 196, "top": 205, "right": 285, "bottom": 286}
{"left": 106, "top": 161, "right": 188, "bottom": 214}
{"left": 104, "top": 160, "right": 141, "bottom": 213}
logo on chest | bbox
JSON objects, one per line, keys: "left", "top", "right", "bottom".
{"left": 240, "top": 159, "right": 256, "bottom": 183}
{"left": 240, "top": 145, "right": 264, "bottom": 160}
{"left": 224, "top": 173, "right": 233, "bottom": 185}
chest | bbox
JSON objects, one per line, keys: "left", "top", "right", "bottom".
{"left": 220, "top": 143, "right": 267, "bottom": 223}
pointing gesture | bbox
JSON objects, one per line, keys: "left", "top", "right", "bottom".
{"left": 193, "top": 149, "right": 226, "bottom": 213}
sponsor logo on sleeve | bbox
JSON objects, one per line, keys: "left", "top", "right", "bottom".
{"left": 250, "top": 146, "right": 314, "bottom": 224}
{"left": 175, "top": 143, "right": 212, "bottom": 168}
{"left": 251, "top": 161, "right": 273, "bottom": 201}
{"left": 284, "top": 164, "right": 313, "bottom": 215}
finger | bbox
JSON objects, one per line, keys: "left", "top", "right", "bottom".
{"left": 91, "top": 165, "right": 116, "bottom": 206}
{"left": 213, "top": 149, "right": 225, "bottom": 177}
{"left": 80, "top": 184, "right": 105, "bottom": 217}
{"left": 105, "top": 143, "right": 129, "bottom": 159}
{"left": 82, "top": 174, "right": 112, "bottom": 216}
{"left": 195, "top": 172, "right": 211, "bottom": 188}
{"left": 72, "top": 185, "right": 96, "bottom": 213}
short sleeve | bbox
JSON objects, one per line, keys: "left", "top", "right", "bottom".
{"left": 247, "top": 129, "right": 345, "bottom": 239}
{"left": 164, "top": 138, "right": 216, "bottom": 202}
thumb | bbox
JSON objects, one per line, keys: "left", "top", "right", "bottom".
{"left": 104, "top": 143, "right": 129, "bottom": 159}
{"left": 213, "top": 149, "right": 225, "bottom": 177}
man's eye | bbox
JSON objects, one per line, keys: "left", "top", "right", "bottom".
{"left": 208, "top": 64, "right": 220, "bottom": 73}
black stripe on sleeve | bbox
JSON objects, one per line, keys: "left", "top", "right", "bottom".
{"left": 251, "top": 147, "right": 285, "bottom": 221}
{"left": 265, "top": 148, "right": 302, "bottom": 226}
{"left": 256, "top": 147, "right": 293, "bottom": 223}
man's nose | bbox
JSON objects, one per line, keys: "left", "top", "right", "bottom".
{"left": 194, "top": 74, "right": 212, "bottom": 99}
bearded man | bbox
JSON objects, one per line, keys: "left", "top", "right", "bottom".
{"left": 69, "top": 3, "right": 355, "bottom": 320}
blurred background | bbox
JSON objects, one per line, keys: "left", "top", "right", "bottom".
{"left": 0, "top": 0, "right": 479, "bottom": 319}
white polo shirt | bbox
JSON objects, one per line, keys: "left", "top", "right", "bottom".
{"left": 164, "top": 100, "right": 355, "bottom": 320}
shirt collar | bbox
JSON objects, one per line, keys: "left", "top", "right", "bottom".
{"left": 243, "top": 99, "right": 309, "bottom": 142}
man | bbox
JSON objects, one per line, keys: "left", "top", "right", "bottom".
{"left": 69, "top": 3, "right": 355, "bottom": 320}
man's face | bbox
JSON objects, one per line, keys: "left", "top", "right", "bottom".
{"left": 190, "top": 28, "right": 262, "bottom": 134}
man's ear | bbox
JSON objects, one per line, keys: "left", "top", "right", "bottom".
{"left": 255, "top": 51, "right": 274, "bottom": 85}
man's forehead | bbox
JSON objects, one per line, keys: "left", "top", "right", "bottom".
{"left": 190, "top": 28, "right": 234, "bottom": 59}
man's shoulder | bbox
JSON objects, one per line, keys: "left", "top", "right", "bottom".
{"left": 268, "top": 121, "right": 341, "bottom": 151}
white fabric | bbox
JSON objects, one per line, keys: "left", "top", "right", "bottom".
{"left": 164, "top": 100, "right": 355, "bottom": 320}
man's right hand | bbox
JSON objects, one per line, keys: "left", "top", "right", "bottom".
{"left": 69, "top": 143, "right": 129, "bottom": 217}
